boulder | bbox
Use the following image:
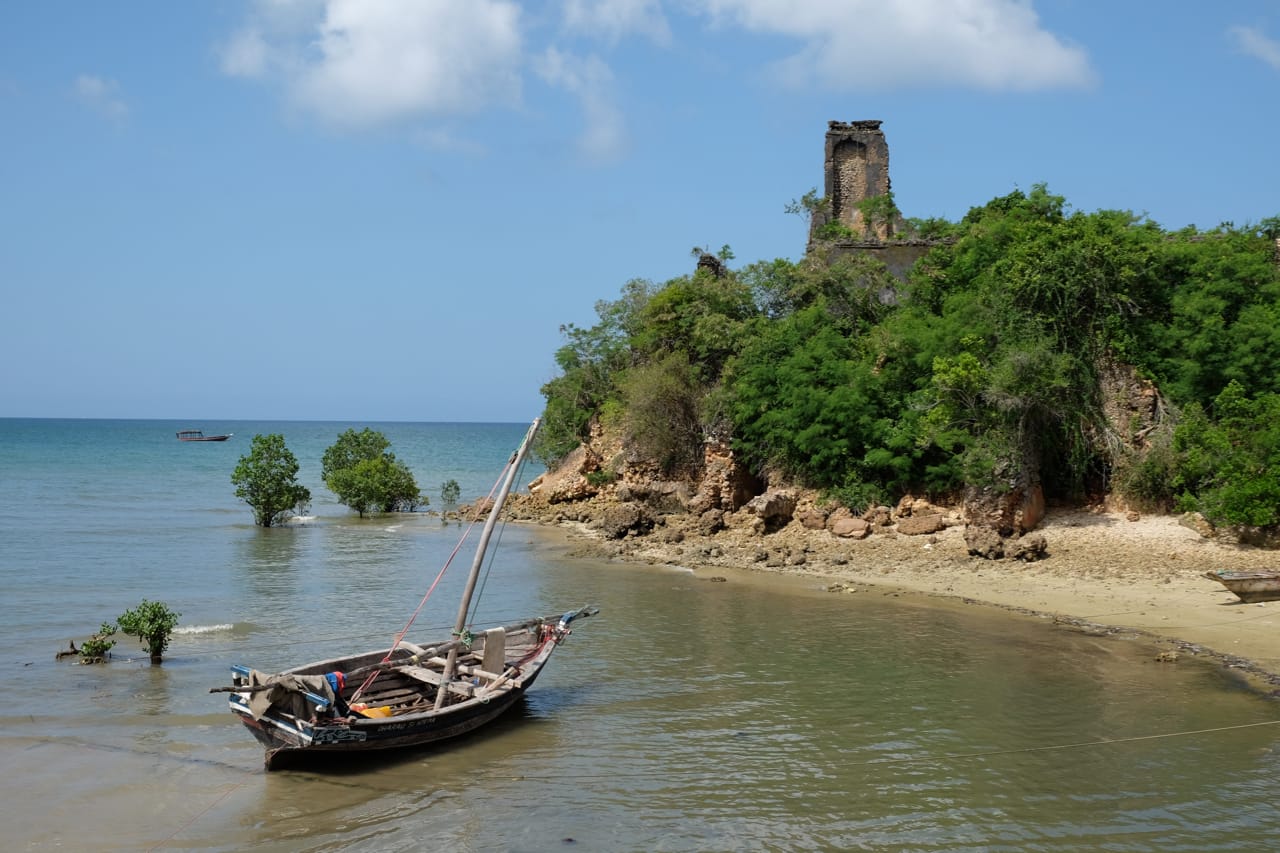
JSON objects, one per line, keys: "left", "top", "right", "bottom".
{"left": 830, "top": 517, "right": 871, "bottom": 539}
{"left": 596, "top": 503, "right": 655, "bottom": 540}
{"left": 744, "top": 489, "right": 798, "bottom": 532}
{"left": 896, "top": 514, "right": 945, "bottom": 536}
{"left": 1008, "top": 533, "right": 1048, "bottom": 561}
{"left": 697, "top": 509, "right": 726, "bottom": 536}
{"left": 863, "top": 505, "right": 893, "bottom": 527}
{"left": 964, "top": 524, "right": 1005, "bottom": 559}
{"left": 1179, "top": 512, "right": 1215, "bottom": 538}
{"left": 796, "top": 507, "right": 828, "bottom": 530}
{"left": 964, "top": 483, "right": 1044, "bottom": 537}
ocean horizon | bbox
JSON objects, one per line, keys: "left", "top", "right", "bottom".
{"left": 3, "top": 418, "right": 1278, "bottom": 850}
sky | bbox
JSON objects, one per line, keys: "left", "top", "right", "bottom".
{"left": 2, "top": 1, "right": 1277, "bottom": 423}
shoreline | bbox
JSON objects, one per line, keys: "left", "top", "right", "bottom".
{"left": 527, "top": 506, "right": 1280, "bottom": 694}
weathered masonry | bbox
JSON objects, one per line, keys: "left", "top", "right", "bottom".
{"left": 822, "top": 119, "right": 894, "bottom": 240}
{"left": 810, "top": 120, "right": 932, "bottom": 281}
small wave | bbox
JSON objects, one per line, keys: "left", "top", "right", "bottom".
{"left": 174, "top": 623, "right": 236, "bottom": 636}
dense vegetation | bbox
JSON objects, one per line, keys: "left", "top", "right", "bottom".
{"left": 321, "top": 428, "right": 425, "bottom": 517}
{"left": 231, "top": 433, "right": 312, "bottom": 527}
{"left": 539, "top": 186, "right": 1280, "bottom": 530}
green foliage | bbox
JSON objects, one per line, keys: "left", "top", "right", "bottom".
{"left": 1140, "top": 228, "right": 1280, "bottom": 404}
{"left": 537, "top": 280, "right": 652, "bottom": 467}
{"left": 586, "top": 469, "right": 618, "bottom": 487}
{"left": 1111, "top": 435, "right": 1178, "bottom": 511}
{"left": 855, "top": 191, "right": 901, "bottom": 237}
{"left": 620, "top": 351, "right": 705, "bottom": 475}
{"left": 631, "top": 270, "right": 755, "bottom": 380}
{"left": 784, "top": 188, "right": 827, "bottom": 222}
{"left": 727, "top": 304, "right": 877, "bottom": 487}
{"left": 540, "top": 182, "right": 1280, "bottom": 522}
{"left": 116, "top": 599, "right": 180, "bottom": 661}
{"left": 231, "top": 434, "right": 311, "bottom": 527}
{"left": 904, "top": 216, "right": 961, "bottom": 242}
{"left": 440, "top": 479, "right": 461, "bottom": 509}
{"left": 788, "top": 188, "right": 855, "bottom": 242}
{"left": 321, "top": 427, "right": 389, "bottom": 483}
{"left": 79, "top": 622, "right": 117, "bottom": 663}
{"left": 321, "top": 429, "right": 422, "bottom": 517}
{"left": 1167, "top": 383, "right": 1280, "bottom": 527}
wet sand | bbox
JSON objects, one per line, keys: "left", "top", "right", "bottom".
{"left": 545, "top": 508, "right": 1280, "bottom": 690}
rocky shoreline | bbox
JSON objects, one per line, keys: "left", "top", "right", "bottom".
{"left": 500, "top": 491, "right": 1280, "bottom": 694}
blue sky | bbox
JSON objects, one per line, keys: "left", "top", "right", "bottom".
{"left": 2, "top": 1, "right": 1277, "bottom": 422}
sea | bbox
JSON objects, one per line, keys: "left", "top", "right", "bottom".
{"left": 2, "top": 418, "right": 1278, "bottom": 852}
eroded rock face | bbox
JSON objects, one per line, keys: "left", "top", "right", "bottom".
{"left": 964, "top": 483, "right": 1045, "bottom": 537}
{"left": 530, "top": 443, "right": 605, "bottom": 504}
{"left": 615, "top": 480, "right": 691, "bottom": 513}
{"left": 1098, "top": 358, "right": 1163, "bottom": 451}
{"left": 699, "top": 439, "right": 764, "bottom": 512}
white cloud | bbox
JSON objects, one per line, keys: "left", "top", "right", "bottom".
{"left": 691, "top": 0, "right": 1096, "bottom": 91}
{"left": 536, "top": 47, "right": 627, "bottom": 164}
{"left": 218, "top": 0, "right": 1095, "bottom": 147}
{"left": 561, "top": 0, "right": 672, "bottom": 45}
{"left": 73, "top": 74, "right": 128, "bottom": 122}
{"left": 220, "top": 27, "right": 270, "bottom": 78}
{"left": 1230, "top": 25, "right": 1280, "bottom": 71}
{"left": 224, "top": 0, "right": 524, "bottom": 128}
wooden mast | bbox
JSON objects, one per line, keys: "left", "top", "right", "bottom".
{"left": 433, "top": 418, "right": 540, "bottom": 709}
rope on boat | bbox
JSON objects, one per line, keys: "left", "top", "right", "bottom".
{"left": 349, "top": 463, "right": 511, "bottom": 703}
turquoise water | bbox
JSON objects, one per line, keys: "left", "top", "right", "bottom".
{"left": 0, "top": 419, "right": 538, "bottom": 651}
{"left": 2, "top": 419, "right": 1279, "bottom": 851}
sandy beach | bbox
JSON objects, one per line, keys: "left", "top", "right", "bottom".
{"left": 543, "top": 506, "right": 1280, "bottom": 692}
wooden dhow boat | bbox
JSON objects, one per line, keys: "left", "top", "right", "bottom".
{"left": 1203, "top": 570, "right": 1280, "bottom": 604}
{"left": 212, "top": 419, "right": 596, "bottom": 770}
{"left": 177, "top": 429, "right": 233, "bottom": 441}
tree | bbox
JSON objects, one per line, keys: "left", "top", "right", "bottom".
{"left": 1168, "top": 382, "right": 1280, "bottom": 527}
{"left": 537, "top": 280, "right": 654, "bottom": 466}
{"left": 231, "top": 434, "right": 311, "bottom": 527}
{"left": 321, "top": 428, "right": 422, "bottom": 517}
{"left": 78, "top": 622, "right": 117, "bottom": 664}
{"left": 440, "top": 479, "right": 461, "bottom": 509}
{"left": 116, "top": 599, "right": 180, "bottom": 663}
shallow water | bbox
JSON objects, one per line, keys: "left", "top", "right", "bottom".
{"left": 2, "top": 420, "right": 1278, "bottom": 851}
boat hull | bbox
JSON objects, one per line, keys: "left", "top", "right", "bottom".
{"left": 1204, "top": 571, "right": 1280, "bottom": 603}
{"left": 235, "top": 678, "right": 537, "bottom": 770}
{"left": 226, "top": 616, "right": 572, "bottom": 770}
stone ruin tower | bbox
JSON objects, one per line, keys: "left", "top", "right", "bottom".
{"left": 813, "top": 119, "right": 897, "bottom": 244}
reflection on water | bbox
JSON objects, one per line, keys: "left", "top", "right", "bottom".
{"left": 237, "top": 526, "right": 305, "bottom": 599}
{"left": 5, "top": 526, "right": 1280, "bottom": 851}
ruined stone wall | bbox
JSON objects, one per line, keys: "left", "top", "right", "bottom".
{"left": 820, "top": 120, "right": 893, "bottom": 240}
